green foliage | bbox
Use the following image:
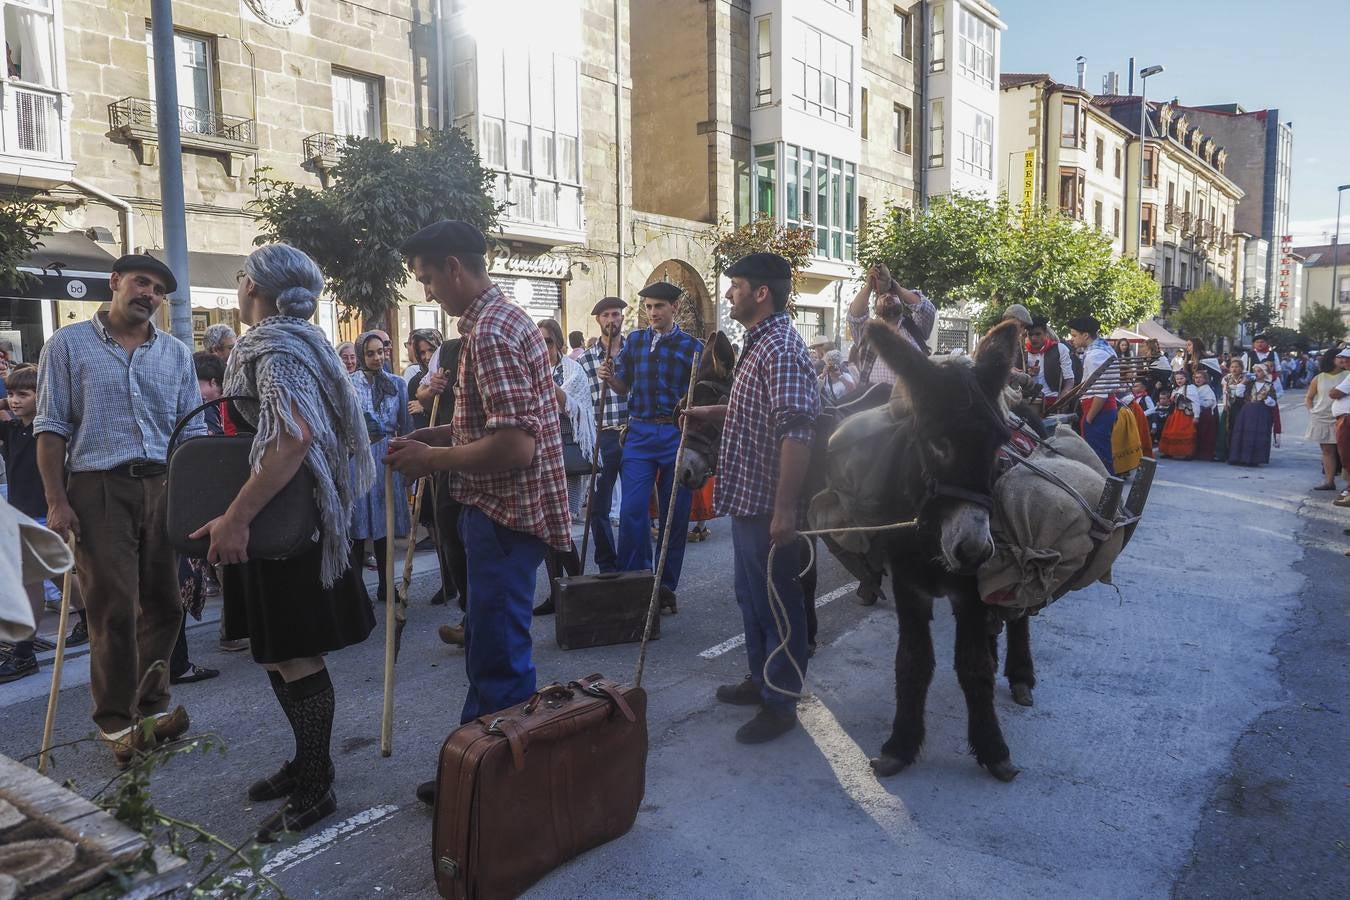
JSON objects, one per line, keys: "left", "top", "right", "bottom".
{"left": 707, "top": 214, "right": 816, "bottom": 295}
{"left": 1299, "top": 303, "right": 1348, "bottom": 348}
{"left": 1239, "top": 293, "right": 1276, "bottom": 335}
{"left": 250, "top": 128, "right": 500, "bottom": 321}
{"left": 1262, "top": 325, "right": 1306, "bottom": 352}
{"left": 859, "top": 193, "right": 1160, "bottom": 333}
{"left": 0, "top": 194, "right": 56, "bottom": 292}
{"left": 1171, "top": 282, "right": 1241, "bottom": 348}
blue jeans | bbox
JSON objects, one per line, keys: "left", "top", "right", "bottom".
{"left": 588, "top": 429, "right": 623, "bottom": 572}
{"left": 457, "top": 506, "right": 547, "bottom": 724}
{"left": 618, "top": 420, "right": 692, "bottom": 592}
{"left": 731, "top": 515, "right": 809, "bottom": 713}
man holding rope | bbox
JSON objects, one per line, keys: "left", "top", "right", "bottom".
{"left": 386, "top": 220, "right": 570, "bottom": 805}
{"left": 682, "top": 253, "right": 819, "bottom": 744}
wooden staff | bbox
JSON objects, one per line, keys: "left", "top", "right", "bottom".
{"left": 381, "top": 466, "right": 397, "bottom": 757}
{"left": 400, "top": 369, "right": 447, "bottom": 600}
{"left": 577, "top": 334, "right": 616, "bottom": 572}
{"left": 38, "top": 537, "right": 76, "bottom": 775}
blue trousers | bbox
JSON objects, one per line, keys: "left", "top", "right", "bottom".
{"left": 458, "top": 506, "right": 547, "bottom": 724}
{"left": 1081, "top": 404, "right": 1119, "bottom": 471}
{"left": 588, "top": 429, "right": 624, "bottom": 572}
{"left": 731, "top": 515, "right": 809, "bottom": 712}
{"left": 618, "top": 421, "right": 692, "bottom": 592}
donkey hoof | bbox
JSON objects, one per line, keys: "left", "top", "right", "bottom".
{"left": 987, "top": 760, "right": 1021, "bottom": 782}
{"left": 1010, "top": 683, "right": 1034, "bottom": 707}
{"left": 869, "top": 755, "right": 908, "bottom": 777}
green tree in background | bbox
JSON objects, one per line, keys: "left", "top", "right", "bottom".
{"left": 1299, "top": 304, "right": 1348, "bottom": 348}
{"left": 250, "top": 128, "right": 500, "bottom": 323}
{"left": 1261, "top": 325, "right": 1307, "bottom": 352}
{"left": 0, "top": 195, "right": 56, "bottom": 293}
{"left": 859, "top": 193, "right": 1003, "bottom": 308}
{"left": 1171, "top": 282, "right": 1241, "bottom": 349}
{"left": 1239, "top": 293, "right": 1276, "bottom": 337}
{"left": 706, "top": 214, "right": 816, "bottom": 296}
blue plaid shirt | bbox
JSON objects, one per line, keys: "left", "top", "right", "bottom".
{"left": 34, "top": 312, "right": 204, "bottom": 471}
{"left": 614, "top": 324, "right": 702, "bottom": 420}
{"left": 714, "top": 312, "right": 820, "bottom": 518}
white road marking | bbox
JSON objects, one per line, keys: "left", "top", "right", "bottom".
{"left": 698, "top": 581, "right": 860, "bottom": 659}
{"left": 216, "top": 804, "right": 401, "bottom": 892}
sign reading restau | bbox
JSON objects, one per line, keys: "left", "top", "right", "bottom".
{"left": 1022, "top": 150, "right": 1036, "bottom": 209}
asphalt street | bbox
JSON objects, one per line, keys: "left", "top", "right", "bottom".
{"left": 2, "top": 397, "right": 1344, "bottom": 898}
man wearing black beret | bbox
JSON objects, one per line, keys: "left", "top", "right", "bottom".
{"left": 598, "top": 280, "right": 703, "bottom": 611}
{"left": 573, "top": 296, "right": 629, "bottom": 574}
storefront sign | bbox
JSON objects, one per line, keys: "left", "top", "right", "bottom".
{"left": 491, "top": 250, "right": 571, "bottom": 279}
{"left": 190, "top": 289, "right": 238, "bottom": 310}
{"left": 1022, "top": 150, "right": 1036, "bottom": 208}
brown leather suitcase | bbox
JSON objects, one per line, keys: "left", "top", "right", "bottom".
{"left": 551, "top": 572, "right": 658, "bottom": 650}
{"left": 432, "top": 674, "right": 648, "bottom": 899}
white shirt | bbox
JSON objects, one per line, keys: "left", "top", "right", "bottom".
{"left": 1332, "top": 374, "right": 1350, "bottom": 417}
{"left": 1082, "top": 340, "right": 1118, "bottom": 398}
{"left": 1025, "top": 341, "right": 1075, "bottom": 395}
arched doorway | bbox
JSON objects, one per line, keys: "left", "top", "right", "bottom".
{"left": 636, "top": 260, "right": 715, "bottom": 338}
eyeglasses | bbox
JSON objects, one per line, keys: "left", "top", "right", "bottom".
{"left": 235, "top": 270, "right": 246, "bottom": 284}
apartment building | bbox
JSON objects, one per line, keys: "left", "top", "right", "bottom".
{"left": 1294, "top": 243, "right": 1350, "bottom": 330}
{"left": 923, "top": 0, "right": 1004, "bottom": 201}
{"left": 999, "top": 72, "right": 1133, "bottom": 255}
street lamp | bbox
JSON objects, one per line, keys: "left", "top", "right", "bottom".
{"left": 1136, "top": 64, "right": 1164, "bottom": 259}
{"left": 1331, "top": 183, "right": 1350, "bottom": 309}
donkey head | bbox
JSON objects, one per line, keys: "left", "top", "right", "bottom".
{"left": 866, "top": 319, "right": 1019, "bottom": 572}
{"left": 678, "top": 331, "right": 738, "bottom": 489}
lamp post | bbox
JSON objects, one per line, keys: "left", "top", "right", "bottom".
{"left": 1331, "top": 184, "right": 1350, "bottom": 309}
{"left": 1135, "top": 64, "right": 1164, "bottom": 259}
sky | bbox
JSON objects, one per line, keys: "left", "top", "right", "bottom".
{"left": 996, "top": 0, "right": 1350, "bottom": 248}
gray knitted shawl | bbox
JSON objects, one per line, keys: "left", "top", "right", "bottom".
{"left": 224, "top": 315, "right": 376, "bottom": 587}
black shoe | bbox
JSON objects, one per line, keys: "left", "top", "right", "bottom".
{"left": 429, "top": 587, "right": 448, "bottom": 606}
{"left": 170, "top": 663, "right": 220, "bottom": 685}
{"left": 0, "top": 654, "right": 38, "bottom": 683}
{"left": 256, "top": 788, "right": 338, "bottom": 843}
{"left": 416, "top": 779, "right": 437, "bottom": 806}
{"left": 532, "top": 598, "right": 556, "bottom": 616}
{"left": 735, "top": 707, "right": 797, "bottom": 744}
{"left": 249, "top": 761, "right": 298, "bottom": 802}
{"left": 67, "top": 619, "right": 88, "bottom": 647}
{"left": 659, "top": 586, "right": 678, "bottom": 614}
{"left": 715, "top": 676, "right": 762, "bottom": 706}
{"left": 416, "top": 536, "right": 435, "bottom": 551}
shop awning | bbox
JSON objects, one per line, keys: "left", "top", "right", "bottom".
{"left": 1107, "top": 326, "right": 1148, "bottom": 343}
{"left": 5, "top": 232, "right": 118, "bottom": 303}
{"left": 147, "top": 249, "right": 250, "bottom": 309}
{"left": 1135, "top": 318, "right": 1187, "bottom": 350}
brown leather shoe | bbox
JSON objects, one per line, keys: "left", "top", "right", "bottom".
{"left": 438, "top": 624, "right": 465, "bottom": 646}
{"left": 152, "top": 706, "right": 190, "bottom": 743}
{"left": 102, "top": 723, "right": 155, "bottom": 770}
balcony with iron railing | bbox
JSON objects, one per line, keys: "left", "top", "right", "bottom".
{"left": 108, "top": 98, "right": 257, "bottom": 175}
{"left": 0, "top": 80, "right": 74, "bottom": 187}
{"left": 301, "top": 132, "right": 355, "bottom": 178}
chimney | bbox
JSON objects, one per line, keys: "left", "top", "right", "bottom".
{"left": 1076, "top": 56, "right": 1087, "bottom": 90}
{"left": 1103, "top": 71, "right": 1120, "bottom": 95}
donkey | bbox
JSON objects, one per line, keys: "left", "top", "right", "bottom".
{"left": 856, "top": 318, "right": 1026, "bottom": 781}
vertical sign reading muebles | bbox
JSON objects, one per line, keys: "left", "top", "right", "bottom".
{"left": 1022, "top": 151, "right": 1036, "bottom": 209}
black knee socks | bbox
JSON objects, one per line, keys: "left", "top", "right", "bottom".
{"left": 266, "top": 670, "right": 298, "bottom": 763}
{"left": 278, "top": 668, "right": 335, "bottom": 806}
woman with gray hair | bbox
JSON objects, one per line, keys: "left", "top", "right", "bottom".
{"left": 203, "top": 323, "right": 236, "bottom": 361}
{"left": 189, "top": 243, "right": 375, "bottom": 841}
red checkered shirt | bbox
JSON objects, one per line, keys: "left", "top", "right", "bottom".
{"left": 713, "top": 312, "right": 820, "bottom": 518}
{"left": 449, "top": 284, "right": 572, "bottom": 550}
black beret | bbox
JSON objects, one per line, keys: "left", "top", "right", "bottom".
{"left": 725, "top": 252, "right": 792, "bottom": 281}
{"left": 638, "top": 281, "right": 683, "bottom": 302}
{"left": 399, "top": 219, "right": 487, "bottom": 258}
{"left": 1252, "top": 332, "right": 1271, "bottom": 342}
{"left": 1029, "top": 315, "right": 1050, "bottom": 329}
{"left": 113, "top": 254, "right": 177, "bottom": 294}
{"left": 590, "top": 296, "right": 627, "bottom": 315}
{"left": 1067, "top": 315, "right": 1101, "bottom": 334}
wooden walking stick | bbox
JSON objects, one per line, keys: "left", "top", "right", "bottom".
{"left": 38, "top": 537, "right": 76, "bottom": 775}
{"left": 381, "top": 466, "right": 397, "bottom": 757}
{"left": 401, "top": 369, "right": 448, "bottom": 600}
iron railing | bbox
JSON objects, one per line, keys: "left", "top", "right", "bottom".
{"left": 302, "top": 131, "right": 351, "bottom": 162}
{"left": 108, "top": 97, "right": 256, "bottom": 145}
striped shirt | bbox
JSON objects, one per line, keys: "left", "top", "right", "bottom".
{"left": 34, "top": 312, "right": 204, "bottom": 471}
{"left": 576, "top": 341, "right": 629, "bottom": 428}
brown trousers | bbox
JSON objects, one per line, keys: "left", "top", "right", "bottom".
{"left": 67, "top": 470, "right": 184, "bottom": 735}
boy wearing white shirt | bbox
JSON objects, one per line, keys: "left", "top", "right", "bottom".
{"left": 1330, "top": 352, "right": 1350, "bottom": 507}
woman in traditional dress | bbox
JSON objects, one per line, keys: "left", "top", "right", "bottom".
{"left": 1158, "top": 370, "right": 1198, "bottom": 459}
{"left": 1306, "top": 347, "right": 1347, "bottom": 491}
{"left": 1228, "top": 364, "right": 1279, "bottom": 467}
{"left": 1215, "top": 358, "right": 1247, "bottom": 463}
{"left": 195, "top": 244, "right": 376, "bottom": 840}
{"left": 1191, "top": 366, "right": 1219, "bottom": 461}
{"left": 349, "top": 330, "right": 412, "bottom": 607}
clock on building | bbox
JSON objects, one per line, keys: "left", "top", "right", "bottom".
{"left": 245, "top": 0, "right": 306, "bottom": 28}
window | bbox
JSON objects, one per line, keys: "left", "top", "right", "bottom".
{"left": 1094, "top": 136, "right": 1104, "bottom": 171}
{"left": 928, "top": 98, "right": 944, "bottom": 167}
{"left": 1167, "top": 180, "right": 1176, "bottom": 207}
{"left": 1094, "top": 199, "right": 1103, "bottom": 230}
{"left": 957, "top": 7, "right": 994, "bottom": 89}
{"left": 892, "top": 103, "right": 912, "bottom": 154}
{"left": 1142, "top": 145, "right": 1158, "bottom": 187}
{"left": 755, "top": 17, "right": 772, "bottom": 106}
{"left": 1112, "top": 206, "right": 1120, "bottom": 237}
{"left": 860, "top": 87, "right": 868, "bottom": 140}
{"left": 475, "top": 46, "right": 582, "bottom": 231}
{"left": 1141, "top": 202, "right": 1157, "bottom": 246}
{"left": 1060, "top": 98, "right": 1081, "bottom": 148}
{"left": 1164, "top": 256, "right": 1173, "bottom": 285}
{"left": 956, "top": 107, "right": 992, "bottom": 178}
{"left": 766, "top": 143, "right": 858, "bottom": 262}
{"left": 791, "top": 22, "right": 853, "bottom": 125}
{"left": 930, "top": 3, "right": 945, "bottom": 72}
{"left": 755, "top": 142, "right": 775, "bottom": 218}
{"left": 1058, "top": 166, "right": 1084, "bottom": 218}
{"left": 1340, "top": 275, "right": 1350, "bottom": 304}
{"left": 147, "top": 29, "right": 213, "bottom": 134}
{"left": 1114, "top": 146, "right": 1122, "bottom": 178}
{"left": 892, "top": 7, "right": 913, "bottom": 59}
{"left": 331, "top": 70, "right": 381, "bottom": 139}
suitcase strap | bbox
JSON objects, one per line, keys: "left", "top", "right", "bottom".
{"left": 478, "top": 677, "right": 637, "bottom": 774}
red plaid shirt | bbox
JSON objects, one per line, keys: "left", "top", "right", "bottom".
{"left": 714, "top": 312, "right": 820, "bottom": 518}
{"left": 450, "top": 285, "right": 572, "bottom": 550}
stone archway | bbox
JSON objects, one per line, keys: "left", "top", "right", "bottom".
{"left": 637, "top": 259, "right": 714, "bottom": 338}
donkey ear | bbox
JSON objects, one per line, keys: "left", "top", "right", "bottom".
{"left": 865, "top": 320, "right": 933, "bottom": 419}
{"left": 972, "top": 319, "right": 1021, "bottom": 400}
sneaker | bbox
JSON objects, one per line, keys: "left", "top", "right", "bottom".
{"left": 66, "top": 619, "right": 88, "bottom": 647}
{"left": 0, "top": 654, "right": 38, "bottom": 683}
{"left": 715, "top": 676, "right": 762, "bottom": 706}
{"left": 734, "top": 707, "right": 798, "bottom": 744}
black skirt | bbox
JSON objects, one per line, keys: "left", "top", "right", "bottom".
{"left": 220, "top": 540, "right": 376, "bottom": 664}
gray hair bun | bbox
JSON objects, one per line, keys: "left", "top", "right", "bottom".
{"left": 245, "top": 243, "right": 324, "bottom": 320}
{"left": 276, "top": 285, "right": 318, "bottom": 319}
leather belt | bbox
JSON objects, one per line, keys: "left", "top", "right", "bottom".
{"left": 631, "top": 416, "right": 675, "bottom": 425}
{"left": 111, "top": 460, "right": 168, "bottom": 478}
